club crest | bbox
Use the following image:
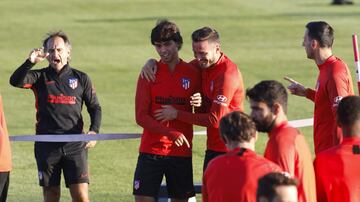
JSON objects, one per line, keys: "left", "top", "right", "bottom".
{"left": 182, "top": 78, "right": 190, "bottom": 90}
{"left": 216, "top": 95, "right": 228, "bottom": 103}
{"left": 69, "top": 78, "right": 78, "bottom": 90}
{"left": 134, "top": 180, "right": 140, "bottom": 190}
{"left": 333, "top": 96, "right": 343, "bottom": 107}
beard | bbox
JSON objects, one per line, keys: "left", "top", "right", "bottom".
{"left": 198, "top": 54, "right": 217, "bottom": 68}
{"left": 305, "top": 49, "right": 314, "bottom": 60}
{"left": 253, "top": 114, "right": 275, "bottom": 133}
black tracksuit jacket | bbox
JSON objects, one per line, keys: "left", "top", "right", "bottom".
{"left": 10, "top": 60, "right": 102, "bottom": 138}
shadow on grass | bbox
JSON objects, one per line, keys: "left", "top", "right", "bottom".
{"left": 298, "top": 2, "right": 357, "bottom": 7}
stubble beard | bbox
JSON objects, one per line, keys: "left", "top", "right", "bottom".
{"left": 254, "top": 115, "right": 275, "bottom": 133}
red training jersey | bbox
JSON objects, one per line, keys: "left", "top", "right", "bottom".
{"left": 135, "top": 59, "right": 201, "bottom": 157}
{"left": 178, "top": 53, "right": 244, "bottom": 152}
{"left": 202, "top": 148, "right": 282, "bottom": 202}
{"left": 314, "top": 137, "right": 360, "bottom": 202}
{"left": 305, "top": 55, "right": 354, "bottom": 154}
{"left": 264, "top": 121, "right": 317, "bottom": 202}
{"left": 0, "top": 95, "right": 12, "bottom": 172}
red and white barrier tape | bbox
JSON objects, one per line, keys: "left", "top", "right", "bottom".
{"left": 352, "top": 34, "right": 360, "bottom": 95}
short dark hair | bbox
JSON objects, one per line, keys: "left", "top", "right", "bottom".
{"left": 337, "top": 96, "right": 360, "bottom": 128}
{"left": 151, "top": 20, "right": 183, "bottom": 50}
{"left": 257, "top": 172, "right": 298, "bottom": 201}
{"left": 191, "top": 27, "right": 220, "bottom": 43}
{"left": 306, "top": 21, "right": 334, "bottom": 48}
{"left": 219, "top": 111, "right": 257, "bottom": 143}
{"left": 43, "top": 31, "right": 71, "bottom": 52}
{"left": 246, "top": 80, "right": 288, "bottom": 113}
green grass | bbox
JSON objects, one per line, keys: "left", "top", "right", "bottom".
{"left": 1, "top": 0, "right": 360, "bottom": 201}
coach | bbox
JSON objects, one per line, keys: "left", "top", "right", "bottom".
{"left": 9, "top": 31, "right": 101, "bottom": 202}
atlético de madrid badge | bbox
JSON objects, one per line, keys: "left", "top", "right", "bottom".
{"left": 181, "top": 78, "right": 190, "bottom": 90}
{"left": 69, "top": 78, "right": 78, "bottom": 89}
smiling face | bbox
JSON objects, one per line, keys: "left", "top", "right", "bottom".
{"left": 192, "top": 40, "right": 220, "bottom": 68}
{"left": 154, "top": 40, "right": 179, "bottom": 65}
{"left": 46, "top": 36, "right": 70, "bottom": 72}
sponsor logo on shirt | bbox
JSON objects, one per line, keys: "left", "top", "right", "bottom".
{"left": 69, "top": 78, "right": 78, "bottom": 90}
{"left": 48, "top": 94, "right": 76, "bottom": 105}
{"left": 155, "top": 96, "right": 186, "bottom": 105}
{"left": 333, "top": 96, "right": 343, "bottom": 107}
{"left": 46, "top": 80, "right": 55, "bottom": 85}
{"left": 134, "top": 180, "right": 140, "bottom": 190}
{"left": 213, "top": 95, "right": 228, "bottom": 106}
{"left": 181, "top": 78, "right": 190, "bottom": 90}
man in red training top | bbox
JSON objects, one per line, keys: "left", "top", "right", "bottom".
{"left": 314, "top": 96, "right": 360, "bottom": 202}
{"left": 285, "top": 21, "right": 354, "bottom": 154}
{"left": 142, "top": 27, "right": 244, "bottom": 170}
{"left": 0, "top": 94, "right": 12, "bottom": 202}
{"left": 202, "top": 111, "right": 282, "bottom": 202}
{"left": 133, "top": 20, "right": 201, "bottom": 202}
{"left": 247, "top": 80, "right": 316, "bottom": 202}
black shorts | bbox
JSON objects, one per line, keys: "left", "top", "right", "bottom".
{"left": 133, "top": 153, "right": 195, "bottom": 199}
{"left": 0, "top": 172, "right": 10, "bottom": 202}
{"left": 203, "top": 149, "right": 226, "bottom": 172}
{"left": 34, "top": 142, "right": 89, "bottom": 187}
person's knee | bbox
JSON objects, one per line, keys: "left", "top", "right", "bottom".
{"left": 71, "top": 192, "right": 89, "bottom": 202}
{"left": 69, "top": 183, "right": 89, "bottom": 202}
{"left": 43, "top": 186, "right": 60, "bottom": 202}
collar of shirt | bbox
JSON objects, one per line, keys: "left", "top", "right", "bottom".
{"left": 317, "top": 55, "right": 337, "bottom": 70}
{"left": 227, "top": 147, "right": 256, "bottom": 157}
{"left": 157, "top": 58, "right": 184, "bottom": 70}
{"left": 48, "top": 64, "right": 71, "bottom": 77}
{"left": 214, "top": 52, "right": 225, "bottom": 66}
{"left": 229, "top": 147, "right": 243, "bottom": 154}
{"left": 268, "top": 121, "right": 289, "bottom": 138}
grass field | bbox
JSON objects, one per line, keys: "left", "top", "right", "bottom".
{"left": 1, "top": 0, "right": 360, "bottom": 201}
